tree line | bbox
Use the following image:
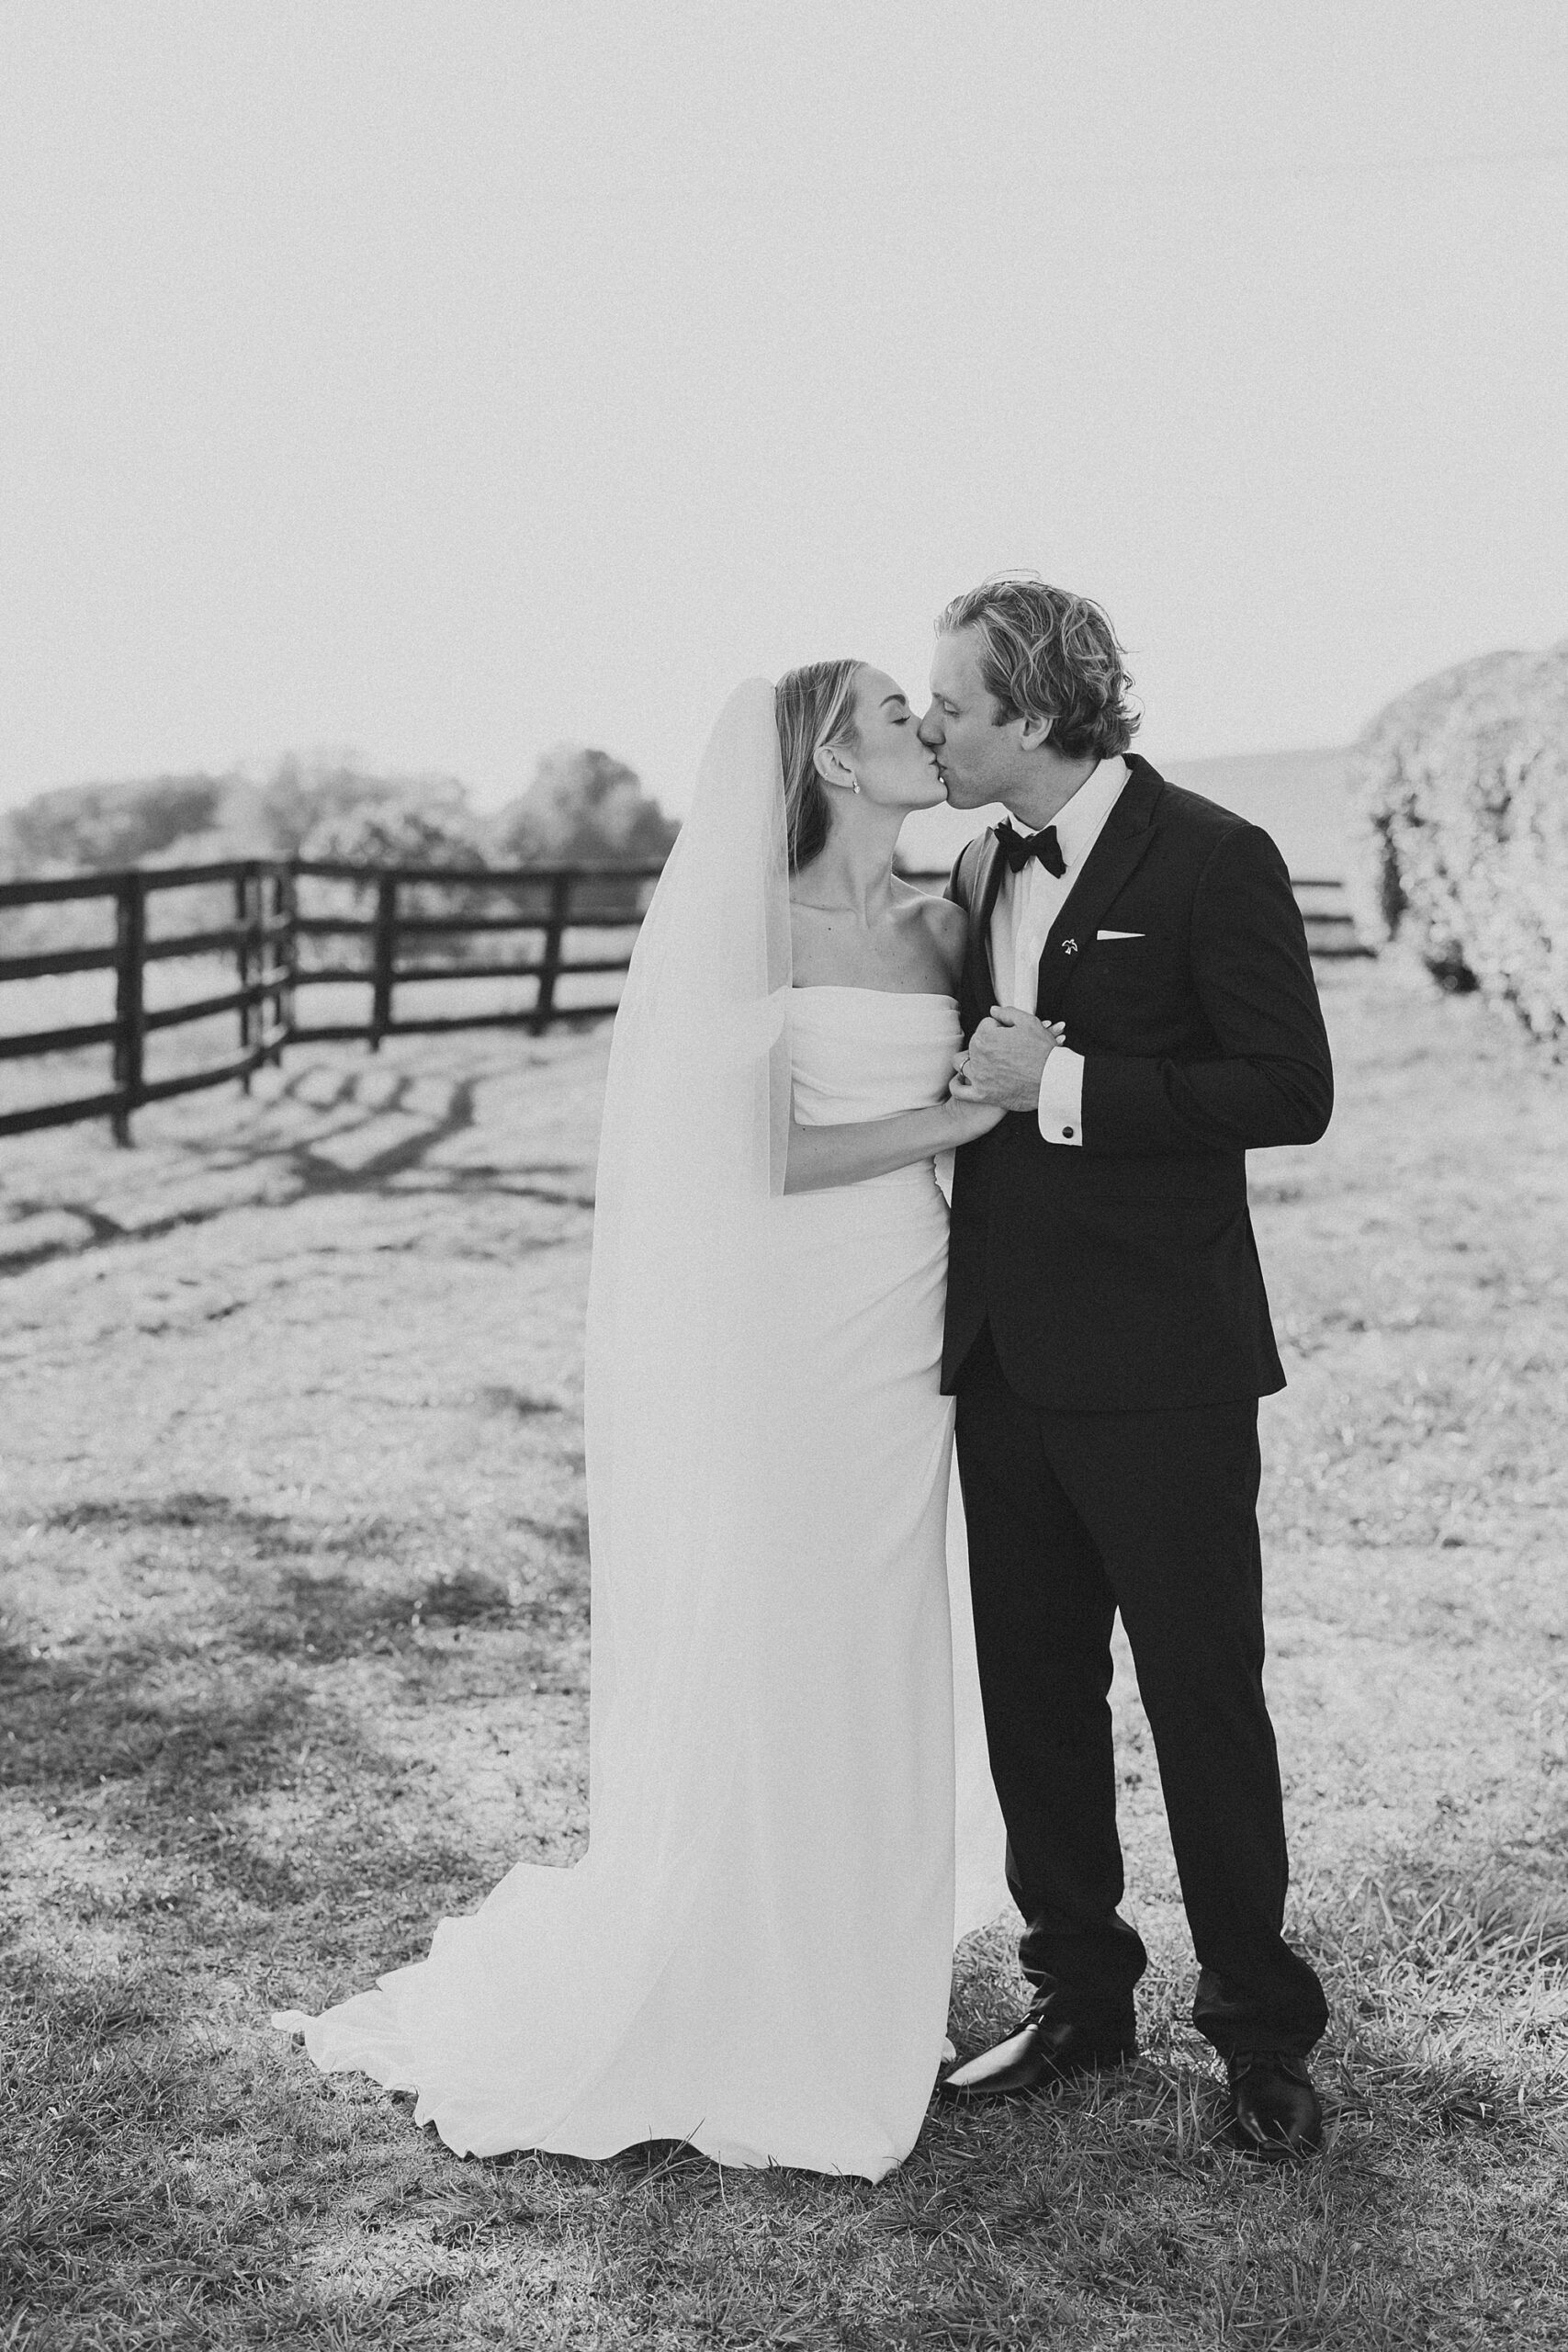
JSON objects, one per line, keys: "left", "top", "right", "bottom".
{"left": 0, "top": 745, "right": 679, "bottom": 881}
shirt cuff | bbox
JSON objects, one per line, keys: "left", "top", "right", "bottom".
{"left": 1037, "top": 1045, "right": 1084, "bottom": 1146}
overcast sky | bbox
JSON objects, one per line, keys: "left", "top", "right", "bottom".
{"left": 2, "top": 0, "right": 1564, "bottom": 825}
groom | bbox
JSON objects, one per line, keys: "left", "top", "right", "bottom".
{"left": 922, "top": 575, "right": 1332, "bottom": 2161}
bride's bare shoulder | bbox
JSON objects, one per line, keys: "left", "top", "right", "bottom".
{"left": 894, "top": 878, "right": 966, "bottom": 989}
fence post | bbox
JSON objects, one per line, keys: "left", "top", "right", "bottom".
{"left": 235, "top": 871, "right": 254, "bottom": 1089}
{"left": 275, "top": 864, "right": 298, "bottom": 1054}
{"left": 531, "top": 870, "right": 573, "bottom": 1035}
{"left": 370, "top": 873, "right": 397, "bottom": 1048}
{"left": 111, "top": 871, "right": 146, "bottom": 1147}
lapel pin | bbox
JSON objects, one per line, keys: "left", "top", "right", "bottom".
{"left": 1062, "top": 938, "right": 1078, "bottom": 956}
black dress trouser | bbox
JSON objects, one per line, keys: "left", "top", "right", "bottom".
{"left": 953, "top": 1321, "right": 1327, "bottom": 2059}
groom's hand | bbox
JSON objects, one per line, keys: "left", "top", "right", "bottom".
{"left": 951, "top": 1007, "right": 1061, "bottom": 1114}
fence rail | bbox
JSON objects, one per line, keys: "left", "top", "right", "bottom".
{"left": 897, "top": 868, "right": 1371, "bottom": 967}
{"left": 0, "top": 855, "right": 1367, "bottom": 1144}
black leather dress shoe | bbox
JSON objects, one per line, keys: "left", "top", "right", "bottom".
{"left": 1225, "top": 2053, "right": 1324, "bottom": 2161}
{"left": 939, "top": 2013, "right": 1137, "bottom": 2101}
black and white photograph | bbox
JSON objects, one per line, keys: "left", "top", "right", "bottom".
{"left": 2, "top": 4, "right": 1564, "bottom": 2345}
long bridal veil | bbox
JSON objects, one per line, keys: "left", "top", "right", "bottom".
{"left": 589, "top": 676, "right": 1004, "bottom": 1955}
{"left": 275, "top": 681, "right": 1005, "bottom": 2159}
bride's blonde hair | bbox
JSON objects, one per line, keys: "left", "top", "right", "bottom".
{"left": 775, "top": 660, "right": 863, "bottom": 874}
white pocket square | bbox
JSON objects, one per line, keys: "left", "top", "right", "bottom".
{"left": 1097, "top": 929, "right": 1144, "bottom": 940}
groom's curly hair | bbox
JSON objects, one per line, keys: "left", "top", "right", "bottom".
{"left": 937, "top": 574, "right": 1139, "bottom": 762}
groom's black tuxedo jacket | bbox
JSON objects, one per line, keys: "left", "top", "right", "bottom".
{"left": 942, "top": 754, "right": 1333, "bottom": 1413}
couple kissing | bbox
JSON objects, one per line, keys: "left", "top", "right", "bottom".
{"left": 276, "top": 572, "right": 1333, "bottom": 2179}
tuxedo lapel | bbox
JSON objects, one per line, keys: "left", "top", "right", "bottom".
{"left": 1034, "top": 756, "right": 1165, "bottom": 1021}
{"left": 961, "top": 831, "right": 1005, "bottom": 1033}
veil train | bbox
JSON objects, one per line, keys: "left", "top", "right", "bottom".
{"left": 274, "top": 683, "right": 1007, "bottom": 2170}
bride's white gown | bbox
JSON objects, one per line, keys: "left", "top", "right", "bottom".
{"left": 276, "top": 984, "right": 1006, "bottom": 2180}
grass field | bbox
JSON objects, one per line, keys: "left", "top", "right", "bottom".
{"left": 3, "top": 959, "right": 1565, "bottom": 2349}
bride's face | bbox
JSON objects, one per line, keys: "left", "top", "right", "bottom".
{"left": 844, "top": 668, "right": 946, "bottom": 810}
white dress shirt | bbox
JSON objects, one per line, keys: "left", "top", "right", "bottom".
{"left": 987, "top": 756, "right": 1129, "bottom": 1147}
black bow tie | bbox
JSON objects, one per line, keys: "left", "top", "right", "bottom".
{"left": 996, "top": 820, "right": 1066, "bottom": 877}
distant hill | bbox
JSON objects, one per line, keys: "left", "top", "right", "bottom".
{"left": 1159, "top": 749, "right": 1350, "bottom": 878}
{"left": 3, "top": 746, "right": 1355, "bottom": 890}
{"left": 895, "top": 746, "right": 1352, "bottom": 880}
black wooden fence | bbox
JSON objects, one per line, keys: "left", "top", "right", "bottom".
{"left": 0, "top": 856, "right": 1367, "bottom": 1144}
{"left": 901, "top": 869, "right": 1369, "bottom": 965}
{"left": 0, "top": 857, "right": 660, "bottom": 1142}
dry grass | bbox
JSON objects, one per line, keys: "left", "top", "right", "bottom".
{"left": 3, "top": 961, "right": 1565, "bottom": 2350}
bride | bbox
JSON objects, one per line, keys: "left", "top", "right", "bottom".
{"left": 273, "top": 665, "right": 1014, "bottom": 2179}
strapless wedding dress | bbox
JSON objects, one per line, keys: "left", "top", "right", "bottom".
{"left": 276, "top": 987, "right": 1005, "bottom": 2180}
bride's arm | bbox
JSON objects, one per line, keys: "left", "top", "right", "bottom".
{"left": 784, "top": 1095, "right": 1001, "bottom": 1194}
{"left": 784, "top": 884, "right": 1003, "bottom": 1192}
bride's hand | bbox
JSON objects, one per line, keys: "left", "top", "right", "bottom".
{"left": 942, "top": 1092, "right": 1007, "bottom": 1142}
{"left": 944, "top": 1072, "right": 1006, "bottom": 1133}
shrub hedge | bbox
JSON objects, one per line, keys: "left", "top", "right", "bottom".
{"left": 1348, "top": 642, "right": 1568, "bottom": 1046}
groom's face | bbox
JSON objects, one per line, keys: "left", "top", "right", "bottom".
{"left": 920, "top": 631, "right": 1021, "bottom": 810}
